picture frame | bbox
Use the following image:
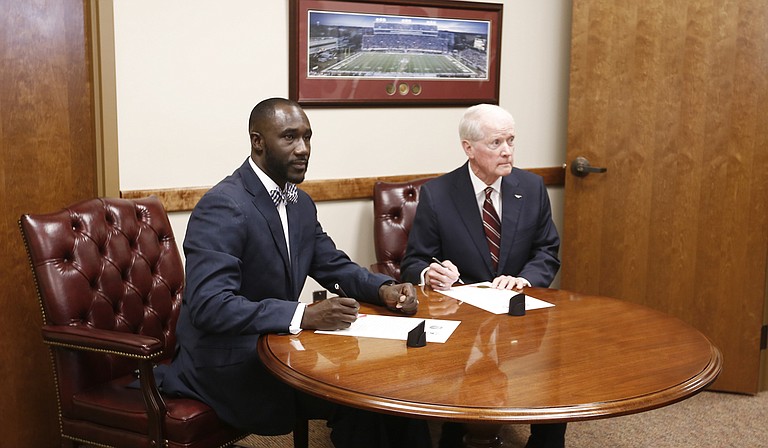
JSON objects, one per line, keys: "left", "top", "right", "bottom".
{"left": 289, "top": 0, "right": 503, "bottom": 107}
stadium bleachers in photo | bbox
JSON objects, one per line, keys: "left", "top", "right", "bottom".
{"left": 362, "top": 20, "right": 448, "bottom": 54}
{"left": 362, "top": 34, "right": 448, "bottom": 53}
{"left": 458, "top": 48, "right": 488, "bottom": 72}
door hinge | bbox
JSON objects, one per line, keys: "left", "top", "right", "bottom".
{"left": 762, "top": 325, "right": 767, "bottom": 350}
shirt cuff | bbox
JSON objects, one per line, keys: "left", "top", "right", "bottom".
{"left": 289, "top": 302, "right": 306, "bottom": 334}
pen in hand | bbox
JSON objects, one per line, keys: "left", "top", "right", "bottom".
{"left": 332, "top": 282, "right": 361, "bottom": 322}
{"left": 431, "top": 257, "right": 465, "bottom": 285}
{"left": 334, "top": 282, "right": 348, "bottom": 297}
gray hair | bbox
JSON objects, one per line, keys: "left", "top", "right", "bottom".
{"left": 458, "top": 104, "right": 515, "bottom": 141}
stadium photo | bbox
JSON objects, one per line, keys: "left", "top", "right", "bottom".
{"left": 307, "top": 12, "right": 491, "bottom": 80}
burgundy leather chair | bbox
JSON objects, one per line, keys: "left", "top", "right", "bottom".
{"left": 370, "top": 178, "right": 432, "bottom": 281}
{"left": 19, "top": 197, "right": 248, "bottom": 448}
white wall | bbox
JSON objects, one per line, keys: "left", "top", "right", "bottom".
{"left": 113, "top": 0, "right": 571, "bottom": 301}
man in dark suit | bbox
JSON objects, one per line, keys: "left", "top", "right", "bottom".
{"left": 158, "top": 98, "right": 428, "bottom": 448}
{"left": 400, "top": 104, "right": 565, "bottom": 448}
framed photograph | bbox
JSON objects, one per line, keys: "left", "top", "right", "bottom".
{"left": 289, "top": 0, "right": 503, "bottom": 107}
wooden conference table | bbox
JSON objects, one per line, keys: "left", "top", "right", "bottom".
{"left": 258, "top": 287, "right": 722, "bottom": 447}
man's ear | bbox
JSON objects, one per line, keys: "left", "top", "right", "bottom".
{"left": 250, "top": 131, "right": 263, "bottom": 154}
{"left": 461, "top": 140, "right": 474, "bottom": 159}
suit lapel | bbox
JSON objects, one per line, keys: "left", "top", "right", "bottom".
{"left": 450, "top": 165, "right": 495, "bottom": 273}
{"left": 237, "top": 161, "right": 292, "bottom": 275}
{"left": 498, "top": 170, "right": 523, "bottom": 274}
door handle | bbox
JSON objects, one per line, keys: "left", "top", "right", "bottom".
{"left": 570, "top": 157, "right": 607, "bottom": 177}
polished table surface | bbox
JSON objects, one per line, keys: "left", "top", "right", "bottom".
{"left": 258, "top": 287, "right": 721, "bottom": 433}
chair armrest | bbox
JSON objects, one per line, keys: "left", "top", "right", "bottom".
{"left": 41, "top": 324, "right": 163, "bottom": 360}
{"left": 42, "top": 324, "right": 169, "bottom": 440}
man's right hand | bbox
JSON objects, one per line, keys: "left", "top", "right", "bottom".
{"left": 300, "top": 297, "right": 360, "bottom": 330}
{"left": 427, "top": 259, "right": 461, "bottom": 291}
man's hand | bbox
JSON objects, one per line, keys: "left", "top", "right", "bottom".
{"left": 426, "top": 259, "right": 461, "bottom": 290}
{"left": 301, "top": 297, "right": 360, "bottom": 330}
{"left": 491, "top": 275, "right": 531, "bottom": 291}
{"left": 379, "top": 282, "right": 418, "bottom": 315}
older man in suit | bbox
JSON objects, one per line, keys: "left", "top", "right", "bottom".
{"left": 400, "top": 104, "right": 565, "bottom": 448}
{"left": 158, "top": 98, "right": 428, "bottom": 448}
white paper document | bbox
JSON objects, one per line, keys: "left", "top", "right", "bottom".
{"left": 315, "top": 314, "right": 460, "bottom": 343}
{"left": 437, "top": 282, "right": 555, "bottom": 314}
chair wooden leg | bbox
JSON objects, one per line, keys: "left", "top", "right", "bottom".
{"left": 293, "top": 415, "right": 309, "bottom": 448}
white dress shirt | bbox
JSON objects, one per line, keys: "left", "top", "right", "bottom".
{"left": 248, "top": 158, "right": 305, "bottom": 333}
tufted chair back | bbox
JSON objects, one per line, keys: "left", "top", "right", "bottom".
{"left": 370, "top": 178, "right": 432, "bottom": 281}
{"left": 20, "top": 197, "right": 245, "bottom": 448}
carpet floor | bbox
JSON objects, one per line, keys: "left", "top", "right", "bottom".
{"left": 236, "top": 390, "right": 768, "bottom": 447}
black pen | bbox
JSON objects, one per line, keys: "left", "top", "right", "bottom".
{"left": 334, "top": 282, "right": 349, "bottom": 297}
{"left": 431, "top": 257, "right": 465, "bottom": 284}
{"left": 333, "top": 283, "right": 362, "bottom": 319}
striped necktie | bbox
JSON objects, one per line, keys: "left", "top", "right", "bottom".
{"left": 483, "top": 187, "right": 501, "bottom": 271}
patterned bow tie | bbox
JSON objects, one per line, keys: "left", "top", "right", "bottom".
{"left": 270, "top": 183, "right": 299, "bottom": 207}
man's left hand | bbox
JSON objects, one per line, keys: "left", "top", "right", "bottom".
{"left": 379, "top": 282, "right": 418, "bottom": 315}
{"left": 491, "top": 275, "right": 531, "bottom": 291}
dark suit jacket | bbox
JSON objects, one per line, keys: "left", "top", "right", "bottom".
{"left": 400, "top": 163, "right": 560, "bottom": 287}
{"left": 158, "top": 159, "right": 393, "bottom": 434}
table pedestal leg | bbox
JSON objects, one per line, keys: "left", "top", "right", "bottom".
{"left": 464, "top": 423, "right": 503, "bottom": 448}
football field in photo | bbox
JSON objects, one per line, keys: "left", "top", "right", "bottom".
{"left": 320, "top": 52, "right": 476, "bottom": 77}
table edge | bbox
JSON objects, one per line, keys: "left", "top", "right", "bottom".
{"left": 257, "top": 338, "right": 722, "bottom": 424}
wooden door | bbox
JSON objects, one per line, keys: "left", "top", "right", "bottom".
{"left": 562, "top": 0, "right": 768, "bottom": 394}
{"left": 0, "top": 0, "right": 97, "bottom": 445}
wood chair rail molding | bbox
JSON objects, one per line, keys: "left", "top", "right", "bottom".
{"left": 121, "top": 166, "right": 565, "bottom": 213}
